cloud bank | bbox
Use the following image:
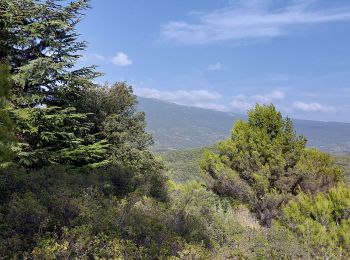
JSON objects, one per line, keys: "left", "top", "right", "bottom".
{"left": 230, "top": 90, "right": 285, "bottom": 111}
{"left": 134, "top": 87, "right": 228, "bottom": 111}
{"left": 135, "top": 87, "right": 288, "bottom": 113}
{"left": 134, "top": 86, "right": 348, "bottom": 119}
{"left": 161, "top": 0, "right": 350, "bottom": 44}
{"left": 292, "top": 101, "right": 337, "bottom": 113}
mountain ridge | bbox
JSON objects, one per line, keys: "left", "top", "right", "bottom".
{"left": 137, "top": 96, "right": 350, "bottom": 154}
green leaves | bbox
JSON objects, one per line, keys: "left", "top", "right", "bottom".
{"left": 0, "top": 64, "right": 15, "bottom": 166}
{"left": 2, "top": 1, "right": 107, "bottom": 170}
{"left": 0, "top": 64, "right": 11, "bottom": 104}
{"left": 282, "top": 183, "right": 350, "bottom": 257}
{"left": 2, "top": 0, "right": 102, "bottom": 110}
{"left": 12, "top": 106, "right": 110, "bottom": 168}
{"left": 3, "top": 2, "right": 167, "bottom": 210}
{"left": 201, "top": 104, "right": 343, "bottom": 226}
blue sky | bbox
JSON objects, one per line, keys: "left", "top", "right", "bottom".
{"left": 77, "top": 0, "right": 350, "bottom": 123}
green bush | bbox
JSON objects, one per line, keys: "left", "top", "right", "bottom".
{"left": 281, "top": 183, "right": 350, "bottom": 258}
{"left": 201, "top": 104, "right": 343, "bottom": 226}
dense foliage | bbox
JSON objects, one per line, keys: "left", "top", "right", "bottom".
{"left": 1, "top": 0, "right": 349, "bottom": 258}
{"left": 2, "top": 0, "right": 101, "bottom": 169}
{"left": 281, "top": 183, "right": 350, "bottom": 258}
{"left": 0, "top": 63, "right": 15, "bottom": 166}
{"left": 201, "top": 105, "right": 342, "bottom": 225}
{"left": 0, "top": 0, "right": 167, "bottom": 257}
{"left": 200, "top": 104, "right": 350, "bottom": 257}
{"left": 160, "top": 147, "right": 209, "bottom": 183}
{"left": 335, "top": 155, "right": 350, "bottom": 184}
{"left": 0, "top": 169, "right": 310, "bottom": 259}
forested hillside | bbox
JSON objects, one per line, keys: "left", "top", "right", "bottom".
{"left": 138, "top": 97, "right": 350, "bottom": 154}
{"left": 1, "top": 1, "right": 349, "bottom": 259}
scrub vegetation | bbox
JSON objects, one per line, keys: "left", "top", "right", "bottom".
{"left": 0, "top": 1, "right": 349, "bottom": 258}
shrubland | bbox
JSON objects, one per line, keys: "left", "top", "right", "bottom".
{"left": 200, "top": 105, "right": 350, "bottom": 258}
{"left": 0, "top": 0, "right": 349, "bottom": 258}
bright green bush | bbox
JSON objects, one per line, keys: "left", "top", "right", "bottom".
{"left": 281, "top": 183, "right": 350, "bottom": 258}
{"left": 201, "top": 104, "right": 343, "bottom": 226}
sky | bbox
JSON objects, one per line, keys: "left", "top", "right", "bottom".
{"left": 77, "top": 0, "right": 350, "bottom": 123}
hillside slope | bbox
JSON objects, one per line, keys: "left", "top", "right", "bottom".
{"left": 138, "top": 97, "right": 350, "bottom": 154}
{"left": 161, "top": 147, "right": 350, "bottom": 184}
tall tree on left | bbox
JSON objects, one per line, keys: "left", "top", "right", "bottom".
{"left": 0, "top": 64, "right": 15, "bottom": 166}
{"left": 1, "top": 0, "right": 109, "bottom": 169}
{"left": 0, "top": 3, "right": 15, "bottom": 166}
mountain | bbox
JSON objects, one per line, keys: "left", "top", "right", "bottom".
{"left": 138, "top": 97, "right": 350, "bottom": 154}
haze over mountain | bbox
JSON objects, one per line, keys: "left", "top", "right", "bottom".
{"left": 138, "top": 97, "right": 350, "bottom": 154}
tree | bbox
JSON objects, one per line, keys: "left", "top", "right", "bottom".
{"left": 13, "top": 106, "right": 109, "bottom": 169}
{"left": 0, "top": 3, "right": 15, "bottom": 165}
{"left": 1, "top": 0, "right": 111, "bottom": 169}
{"left": 201, "top": 104, "right": 343, "bottom": 226}
{"left": 0, "top": 64, "right": 15, "bottom": 166}
{"left": 78, "top": 82, "right": 153, "bottom": 154}
{"left": 1, "top": 0, "right": 167, "bottom": 201}
{"left": 2, "top": 1, "right": 166, "bottom": 177}
{"left": 3, "top": 0, "right": 100, "bottom": 107}
{"left": 78, "top": 82, "right": 168, "bottom": 200}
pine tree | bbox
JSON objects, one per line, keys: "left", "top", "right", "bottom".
{"left": 201, "top": 104, "right": 343, "bottom": 226}
{"left": 4, "top": 0, "right": 101, "bottom": 107}
{"left": 2, "top": 0, "right": 108, "bottom": 169}
{"left": 0, "top": 64, "right": 15, "bottom": 166}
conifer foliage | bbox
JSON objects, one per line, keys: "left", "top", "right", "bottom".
{"left": 5, "top": 0, "right": 100, "bottom": 105}
{"left": 1, "top": 1, "right": 169, "bottom": 257}
{"left": 1, "top": 0, "right": 159, "bottom": 171}
{"left": 0, "top": 64, "right": 15, "bottom": 166}
{"left": 1, "top": 0, "right": 105, "bottom": 169}
{"left": 201, "top": 104, "right": 343, "bottom": 226}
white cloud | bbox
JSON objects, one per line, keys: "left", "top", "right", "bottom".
{"left": 193, "top": 102, "right": 230, "bottom": 111}
{"left": 134, "top": 87, "right": 228, "bottom": 111}
{"left": 135, "top": 87, "right": 221, "bottom": 102}
{"left": 251, "top": 90, "right": 285, "bottom": 103}
{"left": 161, "top": 0, "right": 350, "bottom": 44}
{"left": 292, "top": 101, "right": 337, "bottom": 113}
{"left": 208, "top": 62, "right": 223, "bottom": 71}
{"left": 230, "top": 95, "right": 252, "bottom": 111}
{"left": 230, "top": 90, "right": 285, "bottom": 111}
{"left": 136, "top": 88, "right": 286, "bottom": 112}
{"left": 134, "top": 86, "right": 347, "bottom": 118}
{"left": 112, "top": 52, "right": 133, "bottom": 66}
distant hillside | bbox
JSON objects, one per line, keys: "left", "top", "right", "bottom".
{"left": 160, "top": 147, "right": 206, "bottom": 183}
{"left": 138, "top": 97, "right": 350, "bottom": 154}
{"left": 161, "top": 147, "right": 350, "bottom": 184}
